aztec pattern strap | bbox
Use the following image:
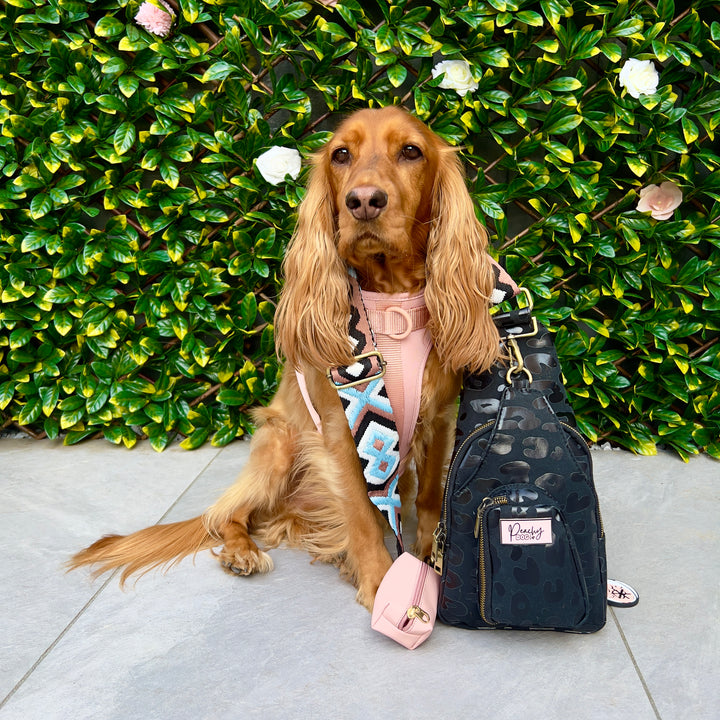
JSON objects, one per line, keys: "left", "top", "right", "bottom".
{"left": 489, "top": 257, "right": 519, "bottom": 304}
{"left": 329, "top": 260, "right": 518, "bottom": 552}
{"left": 328, "top": 271, "right": 404, "bottom": 550}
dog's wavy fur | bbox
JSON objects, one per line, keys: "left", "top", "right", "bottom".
{"left": 68, "top": 106, "right": 500, "bottom": 609}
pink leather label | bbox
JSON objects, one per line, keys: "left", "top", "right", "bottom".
{"left": 500, "top": 518, "right": 552, "bottom": 545}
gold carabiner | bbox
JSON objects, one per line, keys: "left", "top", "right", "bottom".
{"left": 505, "top": 336, "right": 533, "bottom": 384}
{"left": 518, "top": 286, "right": 534, "bottom": 312}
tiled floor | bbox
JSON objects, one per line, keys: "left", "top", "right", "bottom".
{"left": 1, "top": 437, "right": 717, "bottom": 720}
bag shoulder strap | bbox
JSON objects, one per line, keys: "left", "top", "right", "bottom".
{"left": 329, "top": 271, "right": 404, "bottom": 552}
{"left": 329, "top": 259, "right": 518, "bottom": 554}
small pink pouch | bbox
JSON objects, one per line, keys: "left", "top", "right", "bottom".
{"left": 371, "top": 552, "right": 440, "bottom": 649}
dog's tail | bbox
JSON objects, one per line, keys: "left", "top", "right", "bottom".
{"left": 67, "top": 516, "right": 218, "bottom": 586}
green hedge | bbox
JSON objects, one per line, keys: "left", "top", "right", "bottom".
{"left": 0, "top": 0, "right": 718, "bottom": 458}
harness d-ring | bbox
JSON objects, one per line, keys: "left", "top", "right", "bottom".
{"left": 386, "top": 306, "right": 413, "bottom": 340}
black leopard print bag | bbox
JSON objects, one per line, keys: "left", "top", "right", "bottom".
{"left": 431, "top": 298, "right": 607, "bottom": 633}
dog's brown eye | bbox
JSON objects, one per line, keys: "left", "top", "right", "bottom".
{"left": 400, "top": 145, "right": 423, "bottom": 161}
{"left": 331, "top": 147, "right": 351, "bottom": 165}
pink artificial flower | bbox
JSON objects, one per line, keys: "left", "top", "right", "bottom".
{"left": 134, "top": 0, "right": 174, "bottom": 37}
{"left": 636, "top": 181, "right": 683, "bottom": 220}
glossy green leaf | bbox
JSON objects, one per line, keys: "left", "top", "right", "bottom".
{"left": 202, "top": 62, "right": 235, "bottom": 83}
{"left": 387, "top": 63, "right": 407, "bottom": 88}
{"left": 516, "top": 11, "right": 544, "bottom": 27}
{"left": 544, "top": 114, "right": 583, "bottom": 135}
{"left": 94, "top": 16, "right": 125, "bottom": 38}
{"left": 180, "top": 427, "right": 210, "bottom": 450}
{"left": 113, "top": 122, "right": 136, "bottom": 155}
{"left": 30, "top": 193, "right": 52, "bottom": 219}
{"left": 118, "top": 75, "right": 140, "bottom": 98}
{"left": 0, "top": 382, "right": 15, "bottom": 411}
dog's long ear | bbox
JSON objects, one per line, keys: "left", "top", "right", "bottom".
{"left": 274, "top": 155, "right": 353, "bottom": 370}
{"left": 424, "top": 148, "right": 500, "bottom": 374}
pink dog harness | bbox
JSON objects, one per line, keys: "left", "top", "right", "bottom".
{"left": 296, "top": 288, "right": 431, "bottom": 475}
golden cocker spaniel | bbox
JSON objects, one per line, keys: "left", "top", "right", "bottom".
{"left": 69, "top": 106, "right": 501, "bottom": 609}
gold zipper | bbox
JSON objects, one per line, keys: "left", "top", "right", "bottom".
{"left": 475, "top": 496, "right": 508, "bottom": 624}
{"left": 431, "top": 417, "right": 604, "bottom": 575}
{"left": 560, "top": 421, "right": 589, "bottom": 448}
{"left": 430, "top": 525, "right": 446, "bottom": 574}
{"left": 431, "top": 420, "right": 496, "bottom": 574}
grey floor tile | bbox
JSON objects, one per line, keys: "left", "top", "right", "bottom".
{"left": 0, "top": 438, "right": 222, "bottom": 701}
{"left": 596, "top": 449, "right": 720, "bottom": 720}
{"left": 3, "top": 546, "right": 653, "bottom": 720}
{"left": 161, "top": 438, "right": 253, "bottom": 519}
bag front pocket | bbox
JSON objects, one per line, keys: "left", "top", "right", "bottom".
{"left": 475, "top": 490, "right": 589, "bottom": 630}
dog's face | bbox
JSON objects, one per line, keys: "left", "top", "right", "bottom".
{"left": 277, "top": 105, "right": 499, "bottom": 374}
{"left": 320, "top": 106, "right": 442, "bottom": 287}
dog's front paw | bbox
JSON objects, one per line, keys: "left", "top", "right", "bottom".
{"left": 412, "top": 532, "right": 434, "bottom": 562}
{"left": 355, "top": 582, "right": 380, "bottom": 612}
{"left": 218, "top": 548, "right": 274, "bottom": 576}
{"left": 355, "top": 557, "right": 392, "bottom": 611}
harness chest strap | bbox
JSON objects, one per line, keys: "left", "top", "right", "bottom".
{"left": 295, "top": 299, "right": 429, "bottom": 463}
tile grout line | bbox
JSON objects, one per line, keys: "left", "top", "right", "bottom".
{"left": 0, "top": 571, "right": 120, "bottom": 711}
{"left": 611, "top": 607, "right": 663, "bottom": 720}
{"left": 0, "top": 445, "right": 227, "bottom": 711}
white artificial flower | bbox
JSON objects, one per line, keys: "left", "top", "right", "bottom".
{"left": 255, "top": 146, "right": 302, "bottom": 185}
{"left": 431, "top": 60, "right": 479, "bottom": 97}
{"left": 636, "top": 181, "right": 682, "bottom": 220}
{"left": 618, "top": 58, "right": 660, "bottom": 99}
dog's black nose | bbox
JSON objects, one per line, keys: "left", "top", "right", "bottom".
{"left": 346, "top": 186, "right": 388, "bottom": 221}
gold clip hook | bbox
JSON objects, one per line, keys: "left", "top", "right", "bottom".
{"left": 505, "top": 336, "right": 533, "bottom": 384}
{"left": 518, "top": 286, "right": 534, "bottom": 312}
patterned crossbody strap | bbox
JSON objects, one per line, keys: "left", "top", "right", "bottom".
{"left": 327, "top": 271, "right": 404, "bottom": 551}
{"left": 327, "top": 260, "right": 519, "bottom": 553}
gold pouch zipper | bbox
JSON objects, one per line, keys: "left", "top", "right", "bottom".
{"left": 474, "top": 496, "right": 508, "bottom": 625}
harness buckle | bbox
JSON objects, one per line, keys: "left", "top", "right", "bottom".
{"left": 327, "top": 350, "right": 387, "bottom": 390}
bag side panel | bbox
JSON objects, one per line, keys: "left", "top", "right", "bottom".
{"left": 562, "top": 431, "right": 607, "bottom": 632}
{"left": 438, "top": 424, "right": 497, "bottom": 628}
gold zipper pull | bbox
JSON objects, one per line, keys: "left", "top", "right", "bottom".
{"left": 407, "top": 605, "right": 431, "bottom": 623}
{"left": 475, "top": 496, "right": 508, "bottom": 537}
{"left": 431, "top": 524, "right": 445, "bottom": 574}
{"left": 474, "top": 497, "right": 491, "bottom": 537}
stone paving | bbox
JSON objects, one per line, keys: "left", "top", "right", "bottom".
{"left": 1, "top": 438, "right": 717, "bottom": 719}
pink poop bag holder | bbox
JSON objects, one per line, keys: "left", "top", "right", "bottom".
{"left": 371, "top": 552, "right": 440, "bottom": 650}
